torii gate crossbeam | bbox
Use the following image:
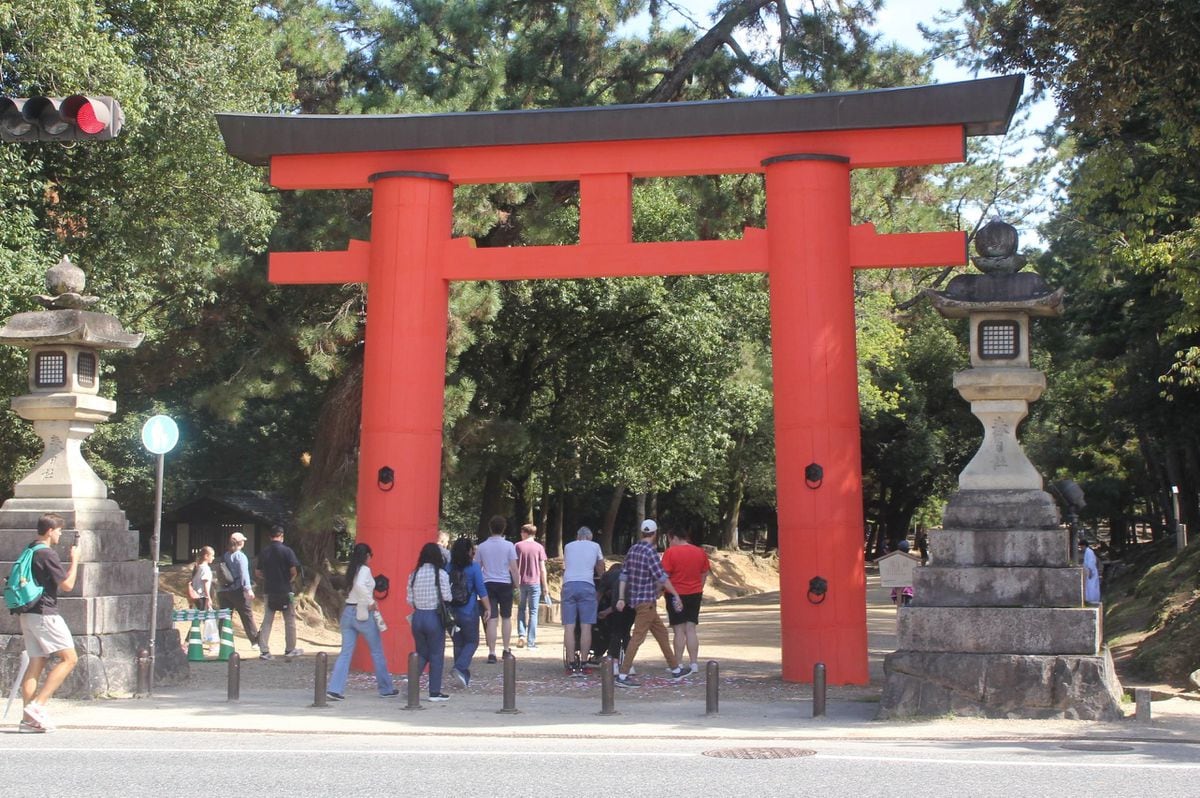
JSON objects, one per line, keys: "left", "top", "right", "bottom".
{"left": 218, "top": 75, "right": 1023, "bottom": 684}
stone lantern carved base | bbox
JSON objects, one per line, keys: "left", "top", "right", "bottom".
{"left": 0, "top": 497, "right": 187, "bottom": 697}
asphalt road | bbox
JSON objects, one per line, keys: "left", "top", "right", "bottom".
{"left": 2, "top": 730, "right": 1198, "bottom": 797}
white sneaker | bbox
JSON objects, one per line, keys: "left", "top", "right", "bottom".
{"left": 690, "top": 662, "right": 700, "bottom": 674}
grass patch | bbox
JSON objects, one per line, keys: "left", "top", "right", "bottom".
{"left": 1104, "top": 538, "right": 1200, "bottom": 685}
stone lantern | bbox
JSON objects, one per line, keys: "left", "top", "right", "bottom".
{"left": 2, "top": 257, "right": 142, "bottom": 501}
{"left": 0, "top": 257, "right": 186, "bottom": 695}
{"left": 878, "top": 220, "right": 1123, "bottom": 720}
{"left": 926, "top": 220, "right": 1064, "bottom": 529}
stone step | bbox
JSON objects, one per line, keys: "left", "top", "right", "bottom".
{"left": 0, "top": 527, "right": 139, "bottom": 563}
{"left": 0, "top": 592, "right": 175, "bottom": 636}
{"left": 0, "top": 497, "right": 131, "bottom": 534}
{"left": 913, "top": 565, "right": 1083, "bottom": 607}
{"left": 1, "top": 629, "right": 188, "bottom": 698}
{"left": 930, "top": 527, "right": 1072, "bottom": 567}
{"left": 942, "top": 489, "right": 1060, "bottom": 530}
{"left": 897, "top": 606, "right": 1101, "bottom": 655}
{"left": 0, "top": 558, "right": 151, "bottom": 597}
{"left": 880, "top": 649, "right": 1123, "bottom": 720}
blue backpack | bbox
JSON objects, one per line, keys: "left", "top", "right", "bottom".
{"left": 4, "top": 543, "right": 48, "bottom": 614}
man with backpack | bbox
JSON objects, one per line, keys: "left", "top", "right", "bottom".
{"left": 216, "top": 531, "right": 260, "bottom": 649}
{"left": 10, "top": 513, "right": 79, "bottom": 733}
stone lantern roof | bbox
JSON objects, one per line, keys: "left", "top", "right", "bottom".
{"left": 0, "top": 257, "right": 143, "bottom": 350}
{"left": 923, "top": 219, "right": 1064, "bottom": 318}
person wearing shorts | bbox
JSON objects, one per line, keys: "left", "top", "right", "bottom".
{"left": 16, "top": 513, "right": 81, "bottom": 733}
{"left": 560, "top": 526, "right": 605, "bottom": 675}
{"left": 661, "top": 528, "right": 710, "bottom": 674}
{"left": 474, "top": 515, "right": 518, "bottom": 663}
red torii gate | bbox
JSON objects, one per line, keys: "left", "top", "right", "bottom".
{"left": 219, "top": 75, "right": 1022, "bottom": 684}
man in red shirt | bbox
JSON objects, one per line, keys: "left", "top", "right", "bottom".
{"left": 660, "top": 528, "right": 710, "bottom": 674}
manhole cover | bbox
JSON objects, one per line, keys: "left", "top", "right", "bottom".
{"left": 1059, "top": 742, "right": 1136, "bottom": 753}
{"left": 702, "top": 747, "right": 817, "bottom": 760}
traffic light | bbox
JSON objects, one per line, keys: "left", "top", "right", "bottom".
{"left": 0, "top": 95, "right": 124, "bottom": 142}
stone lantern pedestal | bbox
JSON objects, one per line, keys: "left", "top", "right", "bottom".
{"left": 878, "top": 221, "right": 1123, "bottom": 719}
{"left": 0, "top": 258, "right": 187, "bottom": 696}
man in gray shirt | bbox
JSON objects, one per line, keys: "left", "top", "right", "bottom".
{"left": 474, "top": 515, "right": 519, "bottom": 664}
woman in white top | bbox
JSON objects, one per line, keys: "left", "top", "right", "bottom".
{"left": 407, "top": 542, "right": 452, "bottom": 702}
{"left": 188, "top": 546, "right": 215, "bottom": 610}
{"left": 327, "top": 543, "right": 398, "bottom": 700}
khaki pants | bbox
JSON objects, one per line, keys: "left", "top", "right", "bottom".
{"left": 620, "top": 601, "right": 678, "bottom": 674}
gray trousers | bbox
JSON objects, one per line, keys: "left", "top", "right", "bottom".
{"left": 258, "top": 593, "right": 297, "bottom": 654}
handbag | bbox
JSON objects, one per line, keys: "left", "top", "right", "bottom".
{"left": 436, "top": 576, "right": 456, "bottom": 634}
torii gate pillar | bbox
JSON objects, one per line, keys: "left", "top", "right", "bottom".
{"left": 765, "top": 154, "right": 867, "bottom": 683}
{"left": 357, "top": 172, "right": 452, "bottom": 584}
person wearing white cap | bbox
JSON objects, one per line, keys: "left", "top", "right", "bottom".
{"left": 217, "top": 531, "right": 260, "bottom": 648}
{"left": 613, "top": 519, "right": 689, "bottom": 687}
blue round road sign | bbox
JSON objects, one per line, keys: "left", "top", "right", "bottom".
{"left": 141, "top": 415, "right": 179, "bottom": 454}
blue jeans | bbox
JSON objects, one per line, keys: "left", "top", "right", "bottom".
{"left": 328, "top": 605, "right": 395, "bottom": 696}
{"left": 451, "top": 609, "right": 481, "bottom": 683}
{"left": 517, "top": 584, "right": 541, "bottom": 644}
{"left": 411, "top": 608, "right": 445, "bottom": 696}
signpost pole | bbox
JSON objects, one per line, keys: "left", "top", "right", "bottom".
{"left": 141, "top": 414, "right": 179, "bottom": 697}
{"left": 147, "top": 451, "right": 164, "bottom": 694}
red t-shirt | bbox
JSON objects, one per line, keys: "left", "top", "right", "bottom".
{"left": 661, "top": 543, "right": 710, "bottom": 595}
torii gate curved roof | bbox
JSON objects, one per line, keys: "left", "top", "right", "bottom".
{"left": 218, "top": 75, "right": 1023, "bottom": 168}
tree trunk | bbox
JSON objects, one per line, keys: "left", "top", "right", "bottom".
{"left": 720, "top": 477, "right": 744, "bottom": 550}
{"left": 477, "top": 467, "right": 505, "bottom": 540}
{"left": 291, "top": 358, "right": 363, "bottom": 616}
{"left": 600, "top": 485, "right": 624, "bottom": 554}
{"left": 512, "top": 472, "right": 531, "bottom": 529}
{"left": 547, "top": 489, "right": 565, "bottom": 558}
{"left": 538, "top": 480, "right": 550, "bottom": 534}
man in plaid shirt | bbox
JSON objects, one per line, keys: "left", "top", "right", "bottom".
{"left": 614, "top": 519, "right": 689, "bottom": 687}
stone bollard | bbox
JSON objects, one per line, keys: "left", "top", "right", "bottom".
{"left": 706, "top": 660, "right": 720, "bottom": 716}
{"left": 498, "top": 649, "right": 518, "bottom": 714}
{"left": 1135, "top": 688, "right": 1152, "bottom": 723}
{"left": 312, "top": 652, "right": 329, "bottom": 708}
{"left": 135, "top": 648, "right": 151, "bottom": 698}
{"left": 403, "top": 652, "right": 423, "bottom": 711}
{"left": 812, "top": 662, "right": 826, "bottom": 718}
{"left": 227, "top": 652, "right": 241, "bottom": 702}
{"left": 598, "top": 656, "right": 618, "bottom": 716}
